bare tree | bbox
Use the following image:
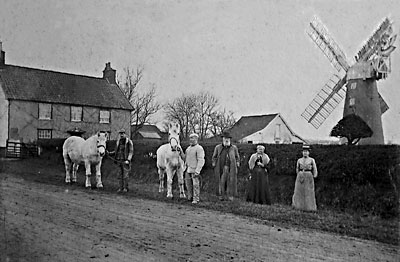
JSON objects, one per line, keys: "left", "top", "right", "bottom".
{"left": 164, "top": 94, "right": 197, "bottom": 139}
{"left": 209, "top": 109, "right": 236, "bottom": 136}
{"left": 194, "top": 91, "right": 219, "bottom": 140}
{"left": 164, "top": 92, "right": 236, "bottom": 140}
{"left": 118, "top": 66, "right": 161, "bottom": 136}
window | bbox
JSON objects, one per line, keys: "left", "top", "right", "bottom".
{"left": 39, "top": 103, "right": 52, "bottom": 120}
{"left": 350, "top": 98, "right": 355, "bottom": 106}
{"left": 99, "top": 110, "right": 110, "bottom": 124}
{"left": 350, "top": 83, "right": 357, "bottom": 90}
{"left": 38, "top": 129, "right": 52, "bottom": 139}
{"left": 71, "top": 106, "right": 83, "bottom": 122}
{"left": 274, "top": 124, "right": 281, "bottom": 140}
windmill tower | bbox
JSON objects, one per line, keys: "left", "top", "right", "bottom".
{"left": 302, "top": 16, "right": 397, "bottom": 145}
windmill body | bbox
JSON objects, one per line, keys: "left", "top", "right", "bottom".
{"left": 345, "top": 62, "right": 384, "bottom": 144}
{"left": 302, "top": 16, "right": 396, "bottom": 145}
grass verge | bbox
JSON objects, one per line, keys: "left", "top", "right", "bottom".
{"left": 1, "top": 157, "right": 398, "bottom": 246}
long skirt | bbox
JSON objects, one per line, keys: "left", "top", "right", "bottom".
{"left": 292, "top": 171, "right": 317, "bottom": 211}
{"left": 246, "top": 167, "right": 271, "bottom": 205}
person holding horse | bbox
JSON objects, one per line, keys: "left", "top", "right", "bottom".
{"left": 107, "top": 128, "right": 134, "bottom": 193}
{"left": 184, "top": 133, "right": 205, "bottom": 204}
{"left": 212, "top": 131, "right": 240, "bottom": 201}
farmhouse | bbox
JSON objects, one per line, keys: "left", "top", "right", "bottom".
{"left": 228, "top": 113, "right": 305, "bottom": 144}
{"left": 0, "top": 43, "right": 133, "bottom": 151}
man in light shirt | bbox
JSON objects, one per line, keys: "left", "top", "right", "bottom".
{"left": 184, "top": 133, "right": 205, "bottom": 204}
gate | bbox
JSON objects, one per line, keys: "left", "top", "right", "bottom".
{"left": 6, "top": 140, "right": 38, "bottom": 158}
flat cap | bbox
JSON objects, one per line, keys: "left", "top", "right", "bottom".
{"left": 189, "top": 133, "right": 199, "bottom": 138}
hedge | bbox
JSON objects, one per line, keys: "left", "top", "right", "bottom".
{"left": 40, "top": 139, "right": 400, "bottom": 218}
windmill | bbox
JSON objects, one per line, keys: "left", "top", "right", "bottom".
{"left": 302, "top": 16, "right": 397, "bottom": 144}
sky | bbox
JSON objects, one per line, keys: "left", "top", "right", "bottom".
{"left": 0, "top": 0, "right": 399, "bottom": 143}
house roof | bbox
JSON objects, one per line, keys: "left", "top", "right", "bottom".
{"left": 228, "top": 114, "right": 278, "bottom": 140}
{"left": 0, "top": 64, "right": 133, "bottom": 110}
{"left": 138, "top": 131, "right": 161, "bottom": 139}
{"left": 132, "top": 124, "right": 161, "bottom": 134}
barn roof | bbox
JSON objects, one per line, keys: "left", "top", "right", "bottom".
{"left": 0, "top": 64, "right": 133, "bottom": 110}
{"left": 228, "top": 114, "right": 278, "bottom": 140}
{"left": 132, "top": 124, "right": 162, "bottom": 133}
{"left": 138, "top": 131, "right": 162, "bottom": 139}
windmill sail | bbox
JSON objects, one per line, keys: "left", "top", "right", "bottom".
{"left": 307, "top": 16, "right": 350, "bottom": 72}
{"left": 301, "top": 74, "right": 347, "bottom": 128}
{"left": 356, "top": 17, "right": 392, "bottom": 62}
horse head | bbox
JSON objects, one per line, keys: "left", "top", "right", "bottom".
{"left": 96, "top": 132, "right": 108, "bottom": 157}
{"left": 168, "top": 122, "right": 181, "bottom": 152}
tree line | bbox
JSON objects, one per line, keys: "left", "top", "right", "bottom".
{"left": 118, "top": 66, "right": 235, "bottom": 140}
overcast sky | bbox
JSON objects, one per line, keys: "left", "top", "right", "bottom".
{"left": 0, "top": 0, "right": 399, "bottom": 143}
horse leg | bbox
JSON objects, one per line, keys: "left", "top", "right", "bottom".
{"left": 166, "top": 168, "right": 173, "bottom": 198}
{"left": 84, "top": 161, "right": 92, "bottom": 189}
{"left": 158, "top": 167, "right": 165, "bottom": 193}
{"left": 64, "top": 155, "right": 72, "bottom": 184}
{"left": 177, "top": 168, "right": 186, "bottom": 199}
{"left": 95, "top": 161, "right": 103, "bottom": 189}
{"left": 72, "top": 163, "right": 78, "bottom": 183}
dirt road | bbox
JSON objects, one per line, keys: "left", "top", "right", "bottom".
{"left": 0, "top": 174, "right": 398, "bottom": 262}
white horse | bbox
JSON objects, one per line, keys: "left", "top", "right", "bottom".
{"left": 62, "top": 132, "right": 108, "bottom": 188}
{"left": 157, "top": 122, "right": 186, "bottom": 198}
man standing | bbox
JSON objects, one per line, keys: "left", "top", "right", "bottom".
{"left": 184, "top": 133, "right": 205, "bottom": 204}
{"left": 212, "top": 131, "right": 240, "bottom": 201}
{"left": 108, "top": 129, "right": 134, "bottom": 193}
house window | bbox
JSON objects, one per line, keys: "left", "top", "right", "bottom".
{"left": 99, "top": 110, "right": 110, "bottom": 124}
{"left": 274, "top": 124, "right": 281, "bottom": 142}
{"left": 349, "top": 98, "right": 355, "bottom": 106}
{"left": 38, "top": 129, "right": 52, "bottom": 139}
{"left": 350, "top": 83, "right": 357, "bottom": 90}
{"left": 71, "top": 106, "right": 83, "bottom": 122}
{"left": 39, "top": 103, "right": 52, "bottom": 120}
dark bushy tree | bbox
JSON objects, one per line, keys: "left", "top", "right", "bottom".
{"left": 330, "top": 114, "right": 373, "bottom": 145}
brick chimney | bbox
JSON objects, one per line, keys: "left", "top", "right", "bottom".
{"left": 0, "top": 41, "right": 5, "bottom": 68}
{"left": 102, "top": 62, "right": 116, "bottom": 85}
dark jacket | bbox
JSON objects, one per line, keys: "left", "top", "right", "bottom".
{"left": 110, "top": 137, "right": 134, "bottom": 162}
{"left": 212, "top": 144, "right": 240, "bottom": 196}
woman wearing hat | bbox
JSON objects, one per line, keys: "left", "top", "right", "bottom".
{"left": 246, "top": 144, "right": 271, "bottom": 205}
{"left": 292, "top": 145, "right": 318, "bottom": 211}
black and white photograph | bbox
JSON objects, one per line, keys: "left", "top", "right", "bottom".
{"left": 0, "top": 0, "right": 399, "bottom": 261}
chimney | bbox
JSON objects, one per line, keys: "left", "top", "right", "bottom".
{"left": 0, "top": 41, "right": 5, "bottom": 68}
{"left": 102, "top": 62, "right": 116, "bottom": 85}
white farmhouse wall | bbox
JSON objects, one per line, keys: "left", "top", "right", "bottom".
{"left": 239, "top": 115, "right": 303, "bottom": 144}
{"left": 0, "top": 85, "right": 9, "bottom": 147}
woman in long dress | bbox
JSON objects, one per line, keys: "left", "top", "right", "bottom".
{"left": 246, "top": 145, "right": 271, "bottom": 205}
{"left": 292, "top": 145, "right": 318, "bottom": 211}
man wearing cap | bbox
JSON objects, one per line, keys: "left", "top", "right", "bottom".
{"left": 212, "top": 131, "right": 240, "bottom": 201}
{"left": 108, "top": 128, "right": 134, "bottom": 193}
{"left": 184, "top": 133, "right": 205, "bottom": 204}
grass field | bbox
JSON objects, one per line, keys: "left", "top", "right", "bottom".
{"left": 1, "top": 156, "right": 398, "bottom": 246}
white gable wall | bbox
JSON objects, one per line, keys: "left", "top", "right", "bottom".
{"left": 239, "top": 115, "right": 304, "bottom": 144}
{"left": 0, "top": 85, "right": 9, "bottom": 147}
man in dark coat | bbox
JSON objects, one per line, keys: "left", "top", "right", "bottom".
{"left": 108, "top": 128, "right": 134, "bottom": 193}
{"left": 212, "top": 131, "right": 240, "bottom": 201}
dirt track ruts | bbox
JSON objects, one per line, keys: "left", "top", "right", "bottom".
{"left": 0, "top": 174, "right": 398, "bottom": 262}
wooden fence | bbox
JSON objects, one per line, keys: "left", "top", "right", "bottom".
{"left": 6, "top": 140, "right": 39, "bottom": 158}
